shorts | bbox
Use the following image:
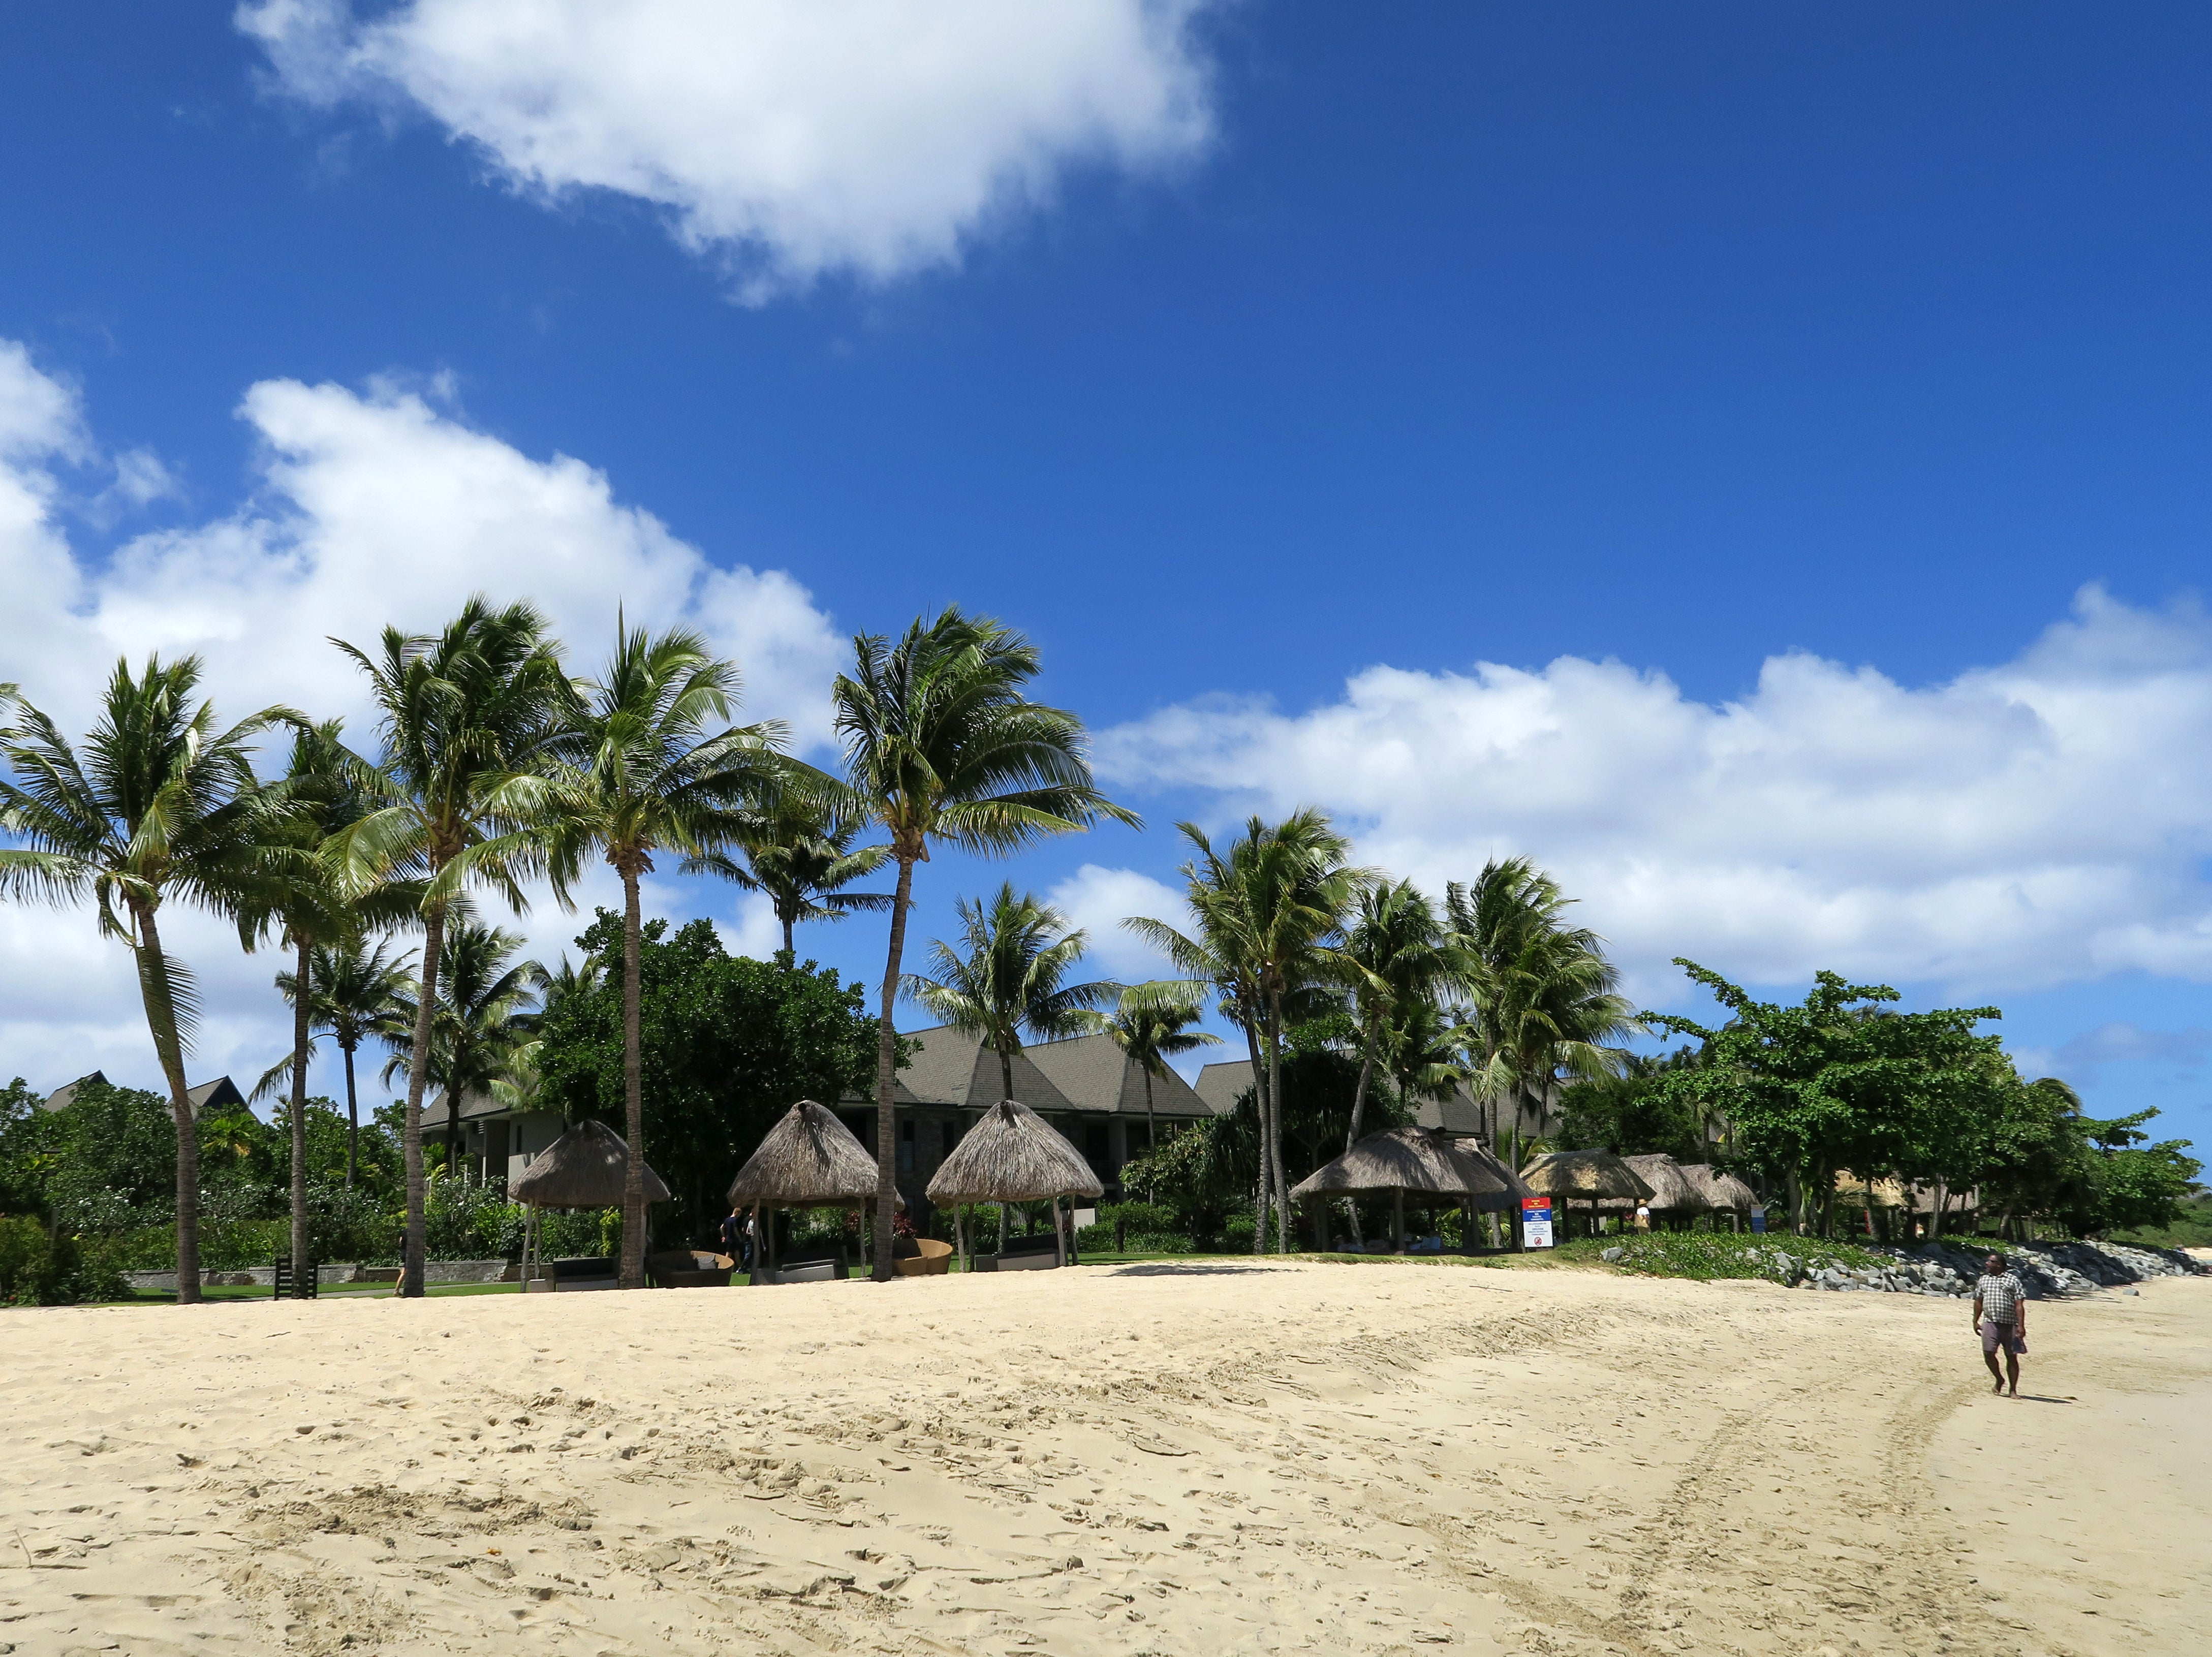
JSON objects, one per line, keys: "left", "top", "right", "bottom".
{"left": 1981, "top": 1321, "right": 2024, "bottom": 1357}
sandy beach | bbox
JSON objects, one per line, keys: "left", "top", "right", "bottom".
{"left": 3, "top": 1261, "right": 2206, "bottom": 1657}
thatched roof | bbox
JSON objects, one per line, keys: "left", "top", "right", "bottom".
{"left": 511, "top": 1119, "right": 671, "bottom": 1210}
{"left": 1832, "top": 1168, "right": 1910, "bottom": 1208}
{"left": 727, "top": 1099, "right": 900, "bottom": 1209}
{"left": 926, "top": 1098, "right": 1104, "bottom": 1204}
{"left": 1519, "top": 1149, "right": 1656, "bottom": 1201}
{"left": 1290, "top": 1127, "right": 1515, "bottom": 1201}
{"left": 1452, "top": 1137, "right": 1539, "bottom": 1204}
{"left": 1678, "top": 1163, "right": 1759, "bottom": 1211}
{"left": 1592, "top": 1153, "right": 1705, "bottom": 1212}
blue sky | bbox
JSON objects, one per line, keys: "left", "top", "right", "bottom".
{"left": 2, "top": 3, "right": 2209, "bottom": 1153}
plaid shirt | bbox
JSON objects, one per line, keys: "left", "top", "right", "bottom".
{"left": 1976, "top": 1271, "right": 2026, "bottom": 1325}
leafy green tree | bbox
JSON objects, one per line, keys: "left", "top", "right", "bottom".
{"left": 0, "top": 1077, "right": 59, "bottom": 1218}
{"left": 1556, "top": 1047, "right": 1709, "bottom": 1162}
{"left": 832, "top": 608, "right": 1135, "bottom": 1280}
{"left": 332, "top": 598, "right": 574, "bottom": 1297}
{"left": 1645, "top": 960, "right": 2003, "bottom": 1236}
{"left": 535, "top": 910, "right": 883, "bottom": 1247}
{"left": 701, "top": 794, "right": 891, "bottom": 956}
{"left": 0, "top": 658, "right": 303, "bottom": 1302}
{"left": 906, "top": 883, "right": 1120, "bottom": 1099}
{"left": 1329, "top": 879, "right": 1452, "bottom": 1155}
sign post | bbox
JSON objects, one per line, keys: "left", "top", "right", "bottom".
{"left": 1521, "top": 1196, "right": 1553, "bottom": 1249}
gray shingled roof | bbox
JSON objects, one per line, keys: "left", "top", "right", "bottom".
{"left": 883, "top": 1025, "right": 1218, "bottom": 1119}
{"left": 43, "top": 1072, "right": 243, "bottom": 1114}
{"left": 1194, "top": 1059, "right": 1493, "bottom": 1137}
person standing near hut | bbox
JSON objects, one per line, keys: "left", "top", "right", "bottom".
{"left": 720, "top": 1205, "right": 749, "bottom": 1269}
{"left": 1973, "top": 1251, "right": 2028, "bottom": 1397}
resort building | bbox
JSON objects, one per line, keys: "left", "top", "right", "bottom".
{"left": 39, "top": 1071, "right": 246, "bottom": 1113}
{"left": 1192, "top": 1058, "right": 1564, "bottom": 1142}
{"left": 445, "top": 1022, "right": 1223, "bottom": 1228}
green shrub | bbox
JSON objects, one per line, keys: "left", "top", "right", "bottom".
{"left": 0, "top": 1215, "right": 125, "bottom": 1304}
{"left": 1584, "top": 1231, "right": 1888, "bottom": 1283}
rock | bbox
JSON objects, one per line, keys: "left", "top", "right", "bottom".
{"left": 1601, "top": 1247, "right": 1623, "bottom": 1262}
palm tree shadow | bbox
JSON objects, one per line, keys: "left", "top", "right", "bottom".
{"left": 2009, "top": 1394, "right": 2077, "bottom": 1404}
{"left": 1103, "top": 1262, "right": 1284, "bottom": 1277}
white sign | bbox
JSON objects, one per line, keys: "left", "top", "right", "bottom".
{"left": 1071, "top": 1208, "right": 1097, "bottom": 1230}
{"left": 1522, "top": 1198, "right": 1554, "bottom": 1249}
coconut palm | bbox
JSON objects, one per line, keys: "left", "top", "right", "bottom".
{"left": 257, "top": 932, "right": 416, "bottom": 1186}
{"left": 1127, "top": 812, "right": 1362, "bottom": 1252}
{"left": 833, "top": 608, "right": 1137, "bottom": 1281}
{"left": 0, "top": 658, "right": 302, "bottom": 1304}
{"left": 697, "top": 795, "right": 892, "bottom": 956}
{"left": 382, "top": 918, "right": 542, "bottom": 1172}
{"left": 1086, "top": 981, "right": 1220, "bottom": 1184}
{"left": 1330, "top": 879, "right": 1453, "bottom": 1153}
{"left": 905, "top": 883, "right": 1121, "bottom": 1099}
{"left": 330, "top": 598, "right": 574, "bottom": 1297}
{"left": 544, "top": 619, "right": 796, "bottom": 1288}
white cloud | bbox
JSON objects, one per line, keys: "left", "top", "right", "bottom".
{"left": 1099, "top": 588, "right": 2212, "bottom": 1002}
{"left": 1046, "top": 862, "right": 1189, "bottom": 982}
{"left": 240, "top": 0, "right": 1219, "bottom": 298}
{"left": 0, "top": 340, "right": 843, "bottom": 1097}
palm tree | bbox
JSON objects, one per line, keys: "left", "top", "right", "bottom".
{"left": 833, "top": 608, "right": 1137, "bottom": 1281}
{"left": 258, "top": 933, "right": 415, "bottom": 1186}
{"left": 906, "top": 883, "right": 1122, "bottom": 1099}
{"left": 383, "top": 918, "right": 542, "bottom": 1174}
{"left": 1128, "top": 812, "right": 1361, "bottom": 1252}
{"left": 330, "top": 598, "right": 574, "bottom": 1298}
{"left": 698, "top": 795, "right": 892, "bottom": 956}
{"left": 545, "top": 620, "right": 794, "bottom": 1290}
{"left": 1331, "top": 879, "right": 1452, "bottom": 1153}
{"left": 1446, "top": 857, "right": 1580, "bottom": 1149}
{"left": 1088, "top": 981, "right": 1220, "bottom": 1186}
{"left": 0, "top": 658, "right": 301, "bottom": 1304}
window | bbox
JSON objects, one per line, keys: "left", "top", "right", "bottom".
{"left": 898, "top": 1117, "right": 916, "bottom": 1173}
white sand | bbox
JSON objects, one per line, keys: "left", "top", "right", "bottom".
{"left": 3, "top": 1260, "right": 2205, "bottom": 1655}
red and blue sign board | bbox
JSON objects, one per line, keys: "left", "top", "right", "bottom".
{"left": 1521, "top": 1196, "right": 1554, "bottom": 1249}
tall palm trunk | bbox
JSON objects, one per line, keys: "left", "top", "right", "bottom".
{"left": 341, "top": 1042, "right": 359, "bottom": 1190}
{"left": 134, "top": 905, "right": 201, "bottom": 1305}
{"left": 1241, "top": 1019, "right": 1268, "bottom": 1253}
{"left": 781, "top": 909, "right": 796, "bottom": 956}
{"left": 618, "top": 858, "right": 648, "bottom": 1290}
{"left": 1265, "top": 988, "right": 1291, "bottom": 1254}
{"left": 1141, "top": 1068, "right": 1157, "bottom": 1201}
{"left": 1343, "top": 1027, "right": 1377, "bottom": 1246}
{"left": 871, "top": 854, "right": 918, "bottom": 1282}
{"left": 399, "top": 901, "right": 446, "bottom": 1298}
{"left": 289, "top": 933, "right": 312, "bottom": 1284}
{"left": 999, "top": 1046, "right": 1015, "bottom": 1101}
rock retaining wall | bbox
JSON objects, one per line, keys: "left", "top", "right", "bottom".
{"left": 121, "top": 1259, "right": 517, "bottom": 1291}
{"left": 1761, "top": 1237, "right": 2205, "bottom": 1298}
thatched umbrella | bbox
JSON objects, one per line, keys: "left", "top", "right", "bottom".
{"left": 1678, "top": 1163, "right": 1759, "bottom": 1229}
{"left": 1592, "top": 1154, "right": 1706, "bottom": 1228}
{"left": 512, "top": 1120, "right": 670, "bottom": 1289}
{"left": 1291, "top": 1127, "right": 1516, "bottom": 1252}
{"left": 1451, "top": 1137, "right": 1539, "bottom": 1248}
{"left": 926, "top": 1099, "right": 1102, "bottom": 1270}
{"left": 1520, "top": 1149, "right": 1655, "bottom": 1241}
{"left": 726, "top": 1100, "right": 900, "bottom": 1280}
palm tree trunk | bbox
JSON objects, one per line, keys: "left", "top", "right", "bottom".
{"left": 1141, "top": 1068, "right": 1157, "bottom": 1202}
{"left": 341, "top": 1042, "right": 359, "bottom": 1190}
{"left": 619, "top": 861, "right": 647, "bottom": 1290}
{"left": 1241, "top": 1018, "right": 1268, "bottom": 1253}
{"left": 872, "top": 854, "right": 917, "bottom": 1283}
{"left": 399, "top": 900, "right": 447, "bottom": 1299}
{"left": 1000, "top": 1046, "right": 1015, "bottom": 1102}
{"left": 1266, "top": 989, "right": 1291, "bottom": 1254}
{"left": 782, "top": 913, "right": 796, "bottom": 956}
{"left": 1343, "top": 1027, "right": 1376, "bottom": 1246}
{"left": 289, "top": 933, "right": 312, "bottom": 1287}
{"left": 133, "top": 908, "right": 201, "bottom": 1306}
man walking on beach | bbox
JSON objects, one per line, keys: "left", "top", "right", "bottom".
{"left": 1973, "top": 1252, "right": 2028, "bottom": 1396}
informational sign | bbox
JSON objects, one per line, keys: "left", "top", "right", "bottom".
{"left": 1521, "top": 1197, "right": 1554, "bottom": 1249}
{"left": 1071, "top": 1208, "right": 1097, "bottom": 1230}
{"left": 1749, "top": 1209, "right": 1767, "bottom": 1234}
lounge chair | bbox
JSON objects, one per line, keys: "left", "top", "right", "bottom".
{"left": 550, "top": 1256, "right": 618, "bottom": 1291}
{"left": 754, "top": 1245, "right": 848, "bottom": 1286}
{"left": 648, "top": 1249, "right": 735, "bottom": 1288}
{"left": 891, "top": 1237, "right": 953, "bottom": 1277}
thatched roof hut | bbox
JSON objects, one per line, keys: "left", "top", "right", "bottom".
{"left": 1451, "top": 1137, "right": 1539, "bottom": 1204}
{"left": 511, "top": 1119, "right": 670, "bottom": 1210}
{"left": 1520, "top": 1149, "right": 1655, "bottom": 1202}
{"left": 727, "top": 1099, "right": 898, "bottom": 1209}
{"left": 926, "top": 1099, "right": 1103, "bottom": 1205}
{"left": 1679, "top": 1163, "right": 1758, "bottom": 1211}
{"left": 1290, "top": 1127, "right": 1515, "bottom": 1203}
{"left": 1593, "top": 1153, "right": 1705, "bottom": 1213}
